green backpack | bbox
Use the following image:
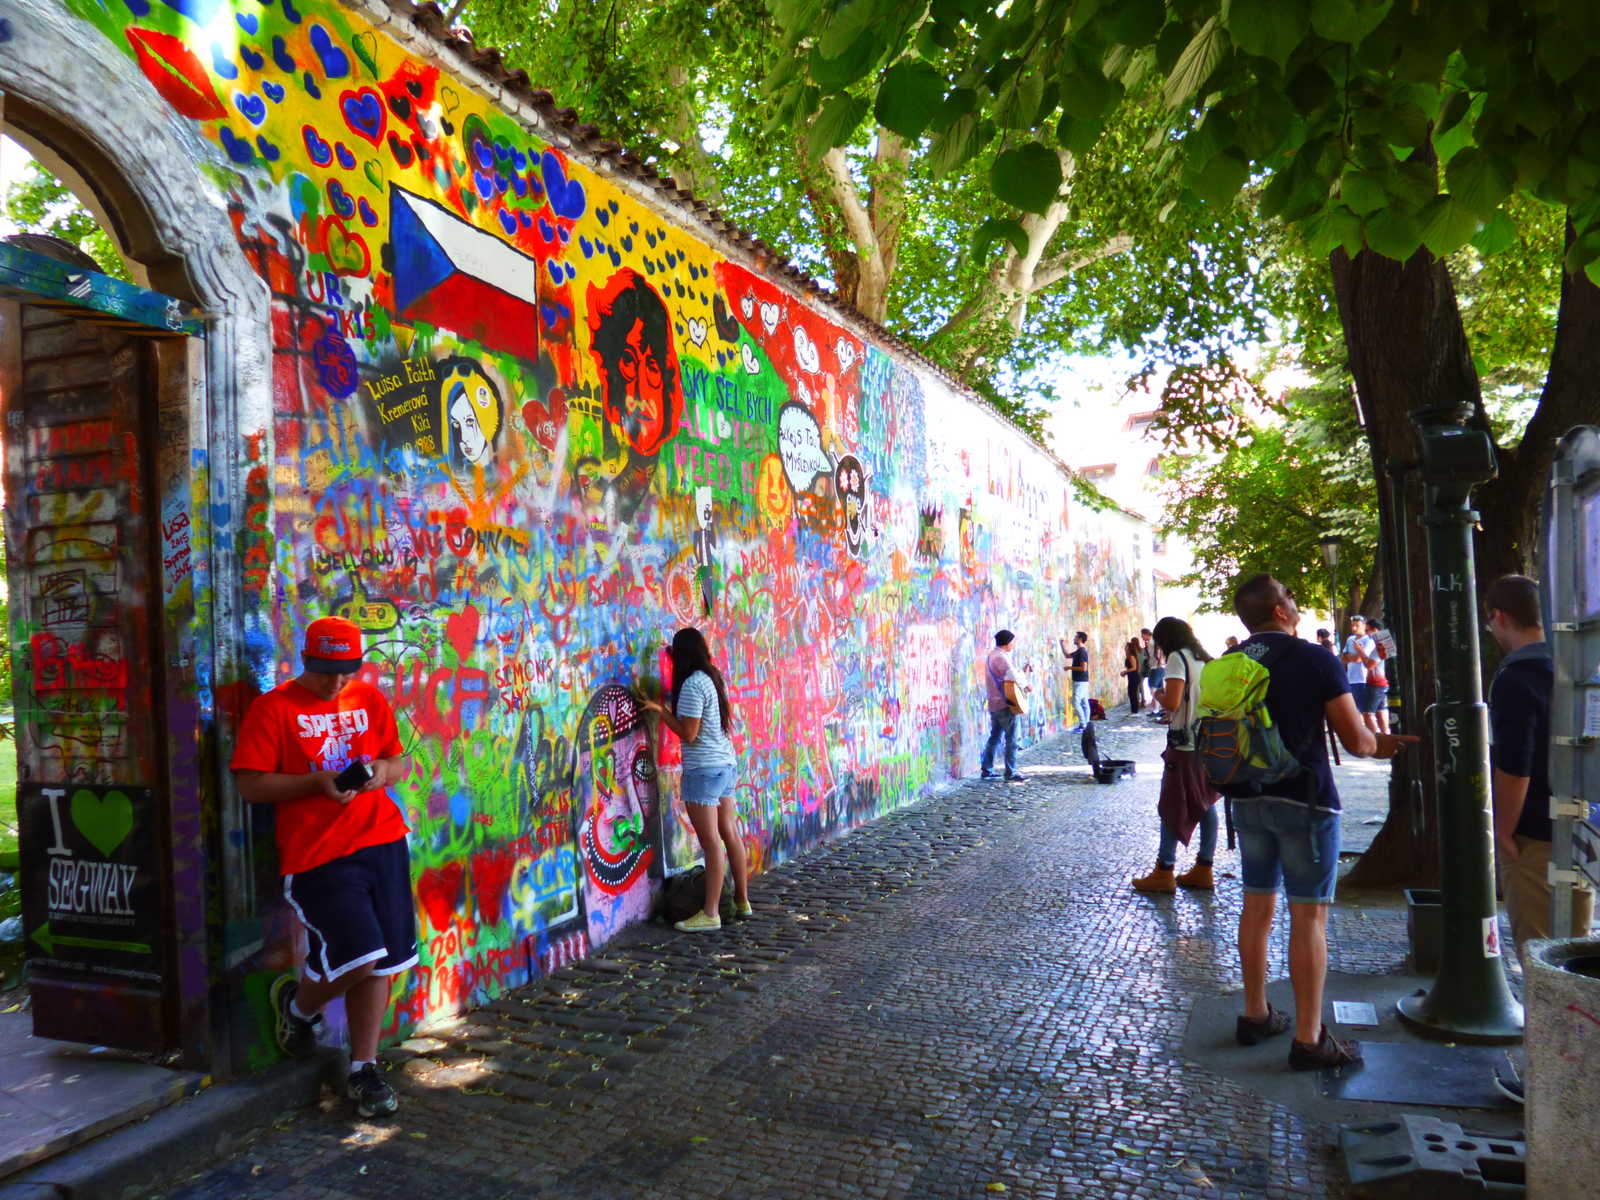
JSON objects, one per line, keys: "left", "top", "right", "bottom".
{"left": 1194, "top": 640, "right": 1305, "bottom": 793}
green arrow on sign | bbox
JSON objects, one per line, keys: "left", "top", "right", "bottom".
{"left": 29, "top": 922, "right": 149, "bottom": 957}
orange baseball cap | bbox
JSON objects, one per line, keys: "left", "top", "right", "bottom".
{"left": 302, "top": 616, "right": 365, "bottom": 674}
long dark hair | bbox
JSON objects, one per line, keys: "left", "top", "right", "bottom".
{"left": 668, "top": 627, "right": 733, "bottom": 729}
{"left": 1152, "top": 616, "right": 1213, "bottom": 664}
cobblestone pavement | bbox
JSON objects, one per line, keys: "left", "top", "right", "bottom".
{"left": 160, "top": 715, "right": 1420, "bottom": 1200}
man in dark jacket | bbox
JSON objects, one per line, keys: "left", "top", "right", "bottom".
{"left": 1486, "top": 574, "right": 1594, "bottom": 949}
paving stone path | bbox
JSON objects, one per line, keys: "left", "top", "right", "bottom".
{"left": 160, "top": 716, "right": 1414, "bottom": 1200}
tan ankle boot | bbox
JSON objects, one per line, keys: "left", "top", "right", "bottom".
{"left": 1132, "top": 865, "right": 1176, "bottom": 893}
{"left": 1175, "top": 862, "right": 1214, "bottom": 890}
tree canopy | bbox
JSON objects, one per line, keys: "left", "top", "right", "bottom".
{"left": 452, "top": 0, "right": 1281, "bottom": 438}
{"left": 773, "top": 0, "right": 1600, "bottom": 274}
{"left": 1163, "top": 372, "right": 1378, "bottom": 616}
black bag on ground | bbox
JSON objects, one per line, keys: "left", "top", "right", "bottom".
{"left": 659, "top": 866, "right": 732, "bottom": 923}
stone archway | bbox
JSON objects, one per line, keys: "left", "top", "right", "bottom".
{"left": 1, "top": 0, "right": 274, "bottom": 1071}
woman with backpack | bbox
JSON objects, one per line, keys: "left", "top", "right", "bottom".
{"left": 1132, "top": 617, "right": 1222, "bottom": 893}
{"left": 637, "top": 627, "right": 752, "bottom": 931}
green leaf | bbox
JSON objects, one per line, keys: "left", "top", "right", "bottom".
{"left": 1363, "top": 206, "right": 1422, "bottom": 261}
{"left": 996, "top": 69, "right": 1047, "bottom": 129}
{"left": 809, "top": 30, "right": 881, "bottom": 90}
{"left": 928, "top": 85, "right": 977, "bottom": 134}
{"left": 1303, "top": 205, "right": 1364, "bottom": 257}
{"left": 1471, "top": 208, "right": 1517, "bottom": 257}
{"left": 1445, "top": 147, "right": 1515, "bottom": 218}
{"left": 1102, "top": 0, "right": 1164, "bottom": 46}
{"left": 817, "top": 0, "right": 881, "bottom": 59}
{"left": 874, "top": 61, "right": 947, "bottom": 139}
{"left": 1163, "top": 17, "right": 1229, "bottom": 111}
{"left": 1226, "top": 0, "right": 1308, "bottom": 69}
{"left": 1535, "top": 20, "right": 1587, "bottom": 84}
{"left": 1059, "top": 68, "right": 1118, "bottom": 120}
{"left": 1419, "top": 194, "right": 1480, "bottom": 257}
{"left": 1310, "top": 0, "right": 1392, "bottom": 46}
{"left": 927, "top": 113, "right": 981, "bottom": 177}
{"left": 972, "top": 217, "right": 1030, "bottom": 261}
{"left": 1434, "top": 88, "right": 1471, "bottom": 137}
{"left": 1055, "top": 112, "right": 1105, "bottom": 156}
{"left": 1339, "top": 169, "right": 1389, "bottom": 216}
{"left": 1191, "top": 152, "right": 1250, "bottom": 205}
{"left": 806, "top": 95, "right": 870, "bottom": 160}
{"left": 992, "top": 141, "right": 1064, "bottom": 214}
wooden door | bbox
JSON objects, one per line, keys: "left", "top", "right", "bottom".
{"left": 2, "top": 299, "right": 174, "bottom": 1050}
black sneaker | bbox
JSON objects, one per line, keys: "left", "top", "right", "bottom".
{"left": 1493, "top": 1065, "right": 1525, "bottom": 1105}
{"left": 1235, "top": 1005, "right": 1291, "bottom": 1046}
{"left": 347, "top": 1063, "right": 399, "bottom": 1117}
{"left": 269, "top": 976, "right": 321, "bottom": 1058}
{"left": 1005, "top": 773, "right": 1027, "bottom": 783}
{"left": 1289, "top": 1026, "right": 1363, "bottom": 1071}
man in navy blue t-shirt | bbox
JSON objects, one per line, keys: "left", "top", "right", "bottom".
{"left": 1227, "top": 574, "right": 1416, "bottom": 1070}
{"left": 1486, "top": 574, "right": 1594, "bottom": 950}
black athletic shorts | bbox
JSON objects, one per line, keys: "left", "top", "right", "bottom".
{"left": 283, "top": 837, "right": 418, "bottom": 982}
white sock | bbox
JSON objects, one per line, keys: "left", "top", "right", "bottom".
{"left": 289, "top": 996, "right": 317, "bottom": 1022}
{"left": 350, "top": 1059, "right": 375, "bottom": 1073}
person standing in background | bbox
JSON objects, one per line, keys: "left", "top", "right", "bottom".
{"left": 1062, "top": 631, "right": 1091, "bottom": 730}
{"left": 1485, "top": 575, "right": 1593, "bottom": 949}
{"left": 1123, "top": 637, "right": 1144, "bottom": 714}
{"left": 1341, "top": 615, "right": 1379, "bottom": 730}
{"left": 981, "top": 630, "right": 1028, "bottom": 782}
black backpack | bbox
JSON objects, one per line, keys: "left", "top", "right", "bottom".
{"left": 658, "top": 867, "right": 732, "bottom": 923}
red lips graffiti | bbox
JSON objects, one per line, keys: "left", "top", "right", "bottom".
{"left": 125, "top": 27, "right": 226, "bottom": 122}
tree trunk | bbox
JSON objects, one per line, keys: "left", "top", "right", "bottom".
{"left": 1329, "top": 243, "right": 1481, "bottom": 887}
{"left": 1334, "top": 219, "right": 1600, "bottom": 885}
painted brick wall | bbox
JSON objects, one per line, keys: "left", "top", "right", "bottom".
{"left": 48, "top": 0, "right": 1150, "bottom": 1042}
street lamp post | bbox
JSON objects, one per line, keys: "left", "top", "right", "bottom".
{"left": 1319, "top": 533, "right": 1344, "bottom": 633}
{"left": 1395, "top": 423, "right": 1523, "bottom": 1043}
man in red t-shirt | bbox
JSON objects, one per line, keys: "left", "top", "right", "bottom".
{"left": 231, "top": 616, "right": 411, "bottom": 1118}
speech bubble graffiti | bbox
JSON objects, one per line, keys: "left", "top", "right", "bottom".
{"left": 777, "top": 402, "right": 832, "bottom": 494}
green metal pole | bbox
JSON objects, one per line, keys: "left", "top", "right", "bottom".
{"left": 1396, "top": 425, "right": 1523, "bottom": 1043}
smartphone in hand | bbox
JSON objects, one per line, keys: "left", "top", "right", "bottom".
{"left": 333, "top": 760, "right": 373, "bottom": 792}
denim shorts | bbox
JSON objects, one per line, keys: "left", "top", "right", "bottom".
{"left": 1232, "top": 798, "right": 1341, "bottom": 904}
{"left": 681, "top": 763, "right": 737, "bottom": 806}
{"left": 1348, "top": 682, "right": 1371, "bottom": 712}
{"left": 1360, "top": 685, "right": 1389, "bottom": 714}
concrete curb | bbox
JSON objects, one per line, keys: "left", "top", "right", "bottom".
{"left": 0, "top": 1057, "right": 330, "bottom": 1200}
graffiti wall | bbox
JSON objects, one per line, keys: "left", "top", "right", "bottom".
{"left": 42, "top": 0, "right": 1150, "bottom": 1038}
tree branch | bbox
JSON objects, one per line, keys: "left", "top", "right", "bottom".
{"left": 659, "top": 62, "right": 726, "bottom": 208}
{"left": 819, "top": 146, "right": 889, "bottom": 321}
{"left": 1033, "top": 234, "right": 1136, "bottom": 291}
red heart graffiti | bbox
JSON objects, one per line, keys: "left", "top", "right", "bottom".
{"left": 416, "top": 862, "right": 464, "bottom": 933}
{"left": 444, "top": 604, "right": 479, "bottom": 663}
{"left": 521, "top": 387, "right": 567, "bottom": 450}
{"left": 470, "top": 845, "right": 517, "bottom": 926}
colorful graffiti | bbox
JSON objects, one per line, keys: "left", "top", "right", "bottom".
{"left": 47, "top": 0, "right": 1151, "bottom": 1040}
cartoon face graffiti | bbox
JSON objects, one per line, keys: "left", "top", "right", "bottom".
{"left": 836, "top": 454, "right": 867, "bottom": 551}
{"left": 436, "top": 358, "right": 502, "bottom": 467}
{"left": 587, "top": 269, "right": 681, "bottom": 458}
{"left": 574, "top": 685, "right": 659, "bottom": 898}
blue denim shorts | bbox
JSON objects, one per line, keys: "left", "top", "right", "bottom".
{"left": 1348, "top": 681, "right": 1371, "bottom": 712}
{"left": 1232, "top": 798, "right": 1340, "bottom": 904}
{"left": 1360, "top": 685, "right": 1389, "bottom": 714}
{"left": 681, "top": 763, "right": 737, "bottom": 807}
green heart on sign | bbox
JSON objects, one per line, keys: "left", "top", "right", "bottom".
{"left": 71, "top": 789, "right": 134, "bottom": 858}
